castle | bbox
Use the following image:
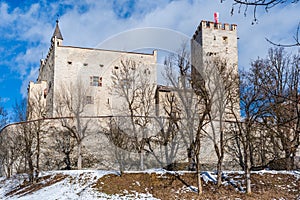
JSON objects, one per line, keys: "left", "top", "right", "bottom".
{"left": 26, "top": 19, "right": 240, "bottom": 170}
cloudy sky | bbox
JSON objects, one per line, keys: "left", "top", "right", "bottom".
{"left": 0, "top": 0, "right": 299, "bottom": 114}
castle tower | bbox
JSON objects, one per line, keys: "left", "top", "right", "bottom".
{"left": 191, "top": 20, "right": 240, "bottom": 120}
{"left": 191, "top": 20, "right": 238, "bottom": 74}
{"left": 191, "top": 20, "right": 240, "bottom": 167}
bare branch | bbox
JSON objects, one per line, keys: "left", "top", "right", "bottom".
{"left": 266, "top": 22, "right": 300, "bottom": 47}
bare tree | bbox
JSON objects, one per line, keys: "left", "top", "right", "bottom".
{"left": 164, "top": 47, "right": 212, "bottom": 195}
{"left": 26, "top": 89, "right": 49, "bottom": 172}
{"left": 0, "top": 98, "right": 8, "bottom": 129}
{"left": 55, "top": 79, "right": 91, "bottom": 170}
{"left": 0, "top": 97, "right": 45, "bottom": 181}
{"left": 154, "top": 90, "right": 182, "bottom": 169}
{"left": 110, "top": 59, "right": 156, "bottom": 170}
{"left": 0, "top": 127, "right": 23, "bottom": 178}
{"left": 228, "top": 48, "right": 300, "bottom": 193}
{"left": 50, "top": 126, "right": 75, "bottom": 170}
{"left": 0, "top": 99, "right": 9, "bottom": 176}
{"left": 201, "top": 57, "right": 240, "bottom": 186}
{"left": 13, "top": 99, "right": 36, "bottom": 182}
{"left": 229, "top": 68, "right": 268, "bottom": 194}
{"left": 255, "top": 48, "right": 300, "bottom": 169}
{"left": 104, "top": 118, "right": 141, "bottom": 173}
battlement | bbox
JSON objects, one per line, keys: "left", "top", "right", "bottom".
{"left": 193, "top": 20, "right": 237, "bottom": 39}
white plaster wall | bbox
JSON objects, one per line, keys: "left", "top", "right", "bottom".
{"left": 53, "top": 46, "right": 157, "bottom": 117}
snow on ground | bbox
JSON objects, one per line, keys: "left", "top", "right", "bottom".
{"left": 0, "top": 169, "right": 299, "bottom": 200}
{"left": 0, "top": 170, "right": 158, "bottom": 200}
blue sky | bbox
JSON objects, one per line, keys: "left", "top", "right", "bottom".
{"left": 0, "top": 0, "right": 299, "bottom": 117}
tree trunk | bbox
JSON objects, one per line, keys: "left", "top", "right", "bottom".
{"left": 119, "top": 154, "right": 124, "bottom": 175}
{"left": 6, "top": 164, "right": 11, "bottom": 179}
{"left": 245, "top": 164, "right": 251, "bottom": 194}
{"left": 27, "top": 154, "right": 34, "bottom": 183}
{"left": 217, "top": 128, "right": 224, "bottom": 187}
{"left": 64, "top": 151, "right": 72, "bottom": 170}
{"left": 140, "top": 151, "right": 144, "bottom": 170}
{"left": 164, "top": 143, "right": 169, "bottom": 167}
{"left": 36, "top": 130, "right": 40, "bottom": 171}
{"left": 245, "top": 138, "right": 251, "bottom": 194}
{"left": 77, "top": 142, "right": 82, "bottom": 170}
{"left": 217, "top": 158, "right": 223, "bottom": 187}
{"left": 188, "top": 147, "right": 195, "bottom": 171}
{"left": 196, "top": 152, "right": 202, "bottom": 196}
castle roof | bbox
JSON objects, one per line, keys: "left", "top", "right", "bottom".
{"left": 52, "top": 20, "right": 63, "bottom": 40}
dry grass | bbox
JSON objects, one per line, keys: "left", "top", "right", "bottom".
{"left": 93, "top": 171, "right": 300, "bottom": 199}
{"left": 3, "top": 171, "right": 300, "bottom": 199}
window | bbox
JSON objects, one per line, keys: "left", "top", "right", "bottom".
{"left": 67, "top": 61, "right": 72, "bottom": 64}
{"left": 85, "top": 96, "right": 94, "bottom": 104}
{"left": 99, "top": 64, "right": 104, "bottom": 67}
{"left": 144, "top": 68, "right": 150, "bottom": 74}
{"left": 90, "top": 76, "right": 102, "bottom": 87}
{"left": 83, "top": 63, "right": 88, "bottom": 66}
{"left": 222, "top": 36, "right": 228, "bottom": 43}
{"left": 206, "top": 52, "right": 217, "bottom": 56}
{"left": 114, "top": 66, "right": 119, "bottom": 70}
{"left": 44, "top": 88, "right": 47, "bottom": 99}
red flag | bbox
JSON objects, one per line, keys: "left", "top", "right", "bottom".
{"left": 214, "top": 12, "right": 219, "bottom": 23}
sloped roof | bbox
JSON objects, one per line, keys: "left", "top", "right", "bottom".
{"left": 52, "top": 20, "right": 63, "bottom": 40}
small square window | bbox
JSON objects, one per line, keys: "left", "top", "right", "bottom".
{"left": 222, "top": 36, "right": 228, "bottom": 43}
{"left": 67, "top": 61, "right": 72, "bottom": 64}
{"left": 83, "top": 63, "right": 88, "bottom": 66}
{"left": 114, "top": 66, "right": 119, "bottom": 69}
{"left": 85, "top": 96, "right": 94, "bottom": 104}
{"left": 99, "top": 64, "right": 104, "bottom": 67}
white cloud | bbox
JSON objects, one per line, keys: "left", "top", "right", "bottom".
{"left": 1, "top": 0, "right": 300, "bottom": 98}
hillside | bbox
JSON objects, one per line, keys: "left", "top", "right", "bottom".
{"left": 0, "top": 169, "right": 299, "bottom": 199}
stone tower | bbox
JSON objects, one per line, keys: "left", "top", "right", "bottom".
{"left": 191, "top": 20, "right": 240, "bottom": 167}
{"left": 191, "top": 20, "right": 238, "bottom": 71}
{"left": 191, "top": 20, "right": 240, "bottom": 120}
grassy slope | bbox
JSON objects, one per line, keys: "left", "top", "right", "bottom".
{"left": 0, "top": 170, "right": 299, "bottom": 200}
